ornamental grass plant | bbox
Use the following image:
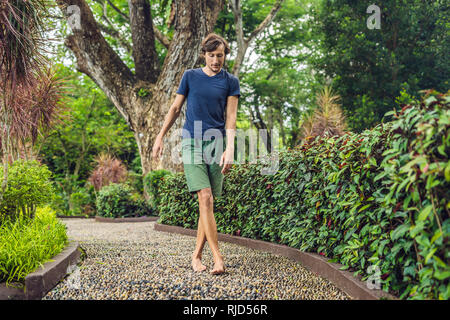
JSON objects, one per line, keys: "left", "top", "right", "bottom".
{"left": 0, "top": 206, "right": 68, "bottom": 285}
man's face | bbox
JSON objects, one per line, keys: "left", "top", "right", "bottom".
{"left": 205, "top": 44, "right": 225, "bottom": 74}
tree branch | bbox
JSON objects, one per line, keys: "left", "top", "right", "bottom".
{"left": 229, "top": 0, "right": 285, "bottom": 76}
{"left": 94, "top": 0, "right": 170, "bottom": 49}
{"left": 105, "top": 0, "right": 130, "bottom": 22}
{"left": 153, "top": 24, "right": 171, "bottom": 49}
{"left": 56, "top": 0, "right": 136, "bottom": 128}
{"left": 156, "top": 0, "right": 225, "bottom": 100}
{"left": 248, "top": 0, "right": 284, "bottom": 42}
{"left": 97, "top": 21, "right": 133, "bottom": 55}
{"left": 128, "top": 0, "right": 160, "bottom": 82}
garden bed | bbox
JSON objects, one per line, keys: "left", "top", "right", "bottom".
{"left": 154, "top": 223, "right": 396, "bottom": 300}
{"left": 0, "top": 241, "right": 81, "bottom": 300}
{"left": 95, "top": 216, "right": 159, "bottom": 223}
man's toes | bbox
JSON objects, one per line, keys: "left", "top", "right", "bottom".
{"left": 210, "top": 265, "right": 225, "bottom": 275}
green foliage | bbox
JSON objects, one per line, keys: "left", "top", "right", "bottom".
{"left": 0, "top": 206, "right": 68, "bottom": 284}
{"left": 310, "top": 0, "right": 449, "bottom": 132}
{"left": 37, "top": 65, "right": 139, "bottom": 215}
{"left": 96, "top": 183, "right": 153, "bottom": 218}
{"left": 126, "top": 171, "right": 144, "bottom": 194}
{"left": 158, "top": 91, "right": 449, "bottom": 300}
{"left": 143, "top": 169, "right": 172, "bottom": 212}
{"left": 137, "top": 88, "right": 151, "bottom": 98}
{"left": 69, "top": 185, "right": 96, "bottom": 216}
{"left": 158, "top": 173, "right": 199, "bottom": 228}
{"left": 0, "top": 160, "right": 55, "bottom": 221}
{"left": 96, "top": 183, "right": 133, "bottom": 218}
{"left": 236, "top": 0, "right": 316, "bottom": 149}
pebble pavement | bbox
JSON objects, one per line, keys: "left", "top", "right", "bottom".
{"left": 43, "top": 218, "right": 351, "bottom": 300}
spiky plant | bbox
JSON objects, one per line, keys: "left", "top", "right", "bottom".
{"left": 88, "top": 153, "right": 129, "bottom": 191}
{"left": 0, "top": 66, "right": 64, "bottom": 162}
{"left": 0, "top": 0, "right": 47, "bottom": 89}
{"left": 0, "top": 1, "right": 62, "bottom": 213}
{"left": 299, "top": 86, "right": 348, "bottom": 144}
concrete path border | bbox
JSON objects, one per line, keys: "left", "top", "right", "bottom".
{"left": 0, "top": 241, "right": 81, "bottom": 300}
{"left": 154, "top": 223, "right": 397, "bottom": 301}
{"left": 95, "top": 216, "right": 159, "bottom": 223}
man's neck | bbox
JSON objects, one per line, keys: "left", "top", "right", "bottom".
{"left": 202, "top": 66, "right": 221, "bottom": 77}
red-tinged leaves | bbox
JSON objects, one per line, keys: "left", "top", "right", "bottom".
{"left": 393, "top": 202, "right": 402, "bottom": 213}
{"left": 285, "top": 171, "right": 294, "bottom": 184}
{"left": 88, "top": 153, "right": 128, "bottom": 191}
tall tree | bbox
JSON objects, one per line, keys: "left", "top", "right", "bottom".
{"left": 55, "top": 0, "right": 225, "bottom": 175}
{"left": 228, "top": 0, "right": 284, "bottom": 76}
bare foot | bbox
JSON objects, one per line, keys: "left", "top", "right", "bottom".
{"left": 192, "top": 257, "right": 207, "bottom": 272}
{"left": 210, "top": 257, "right": 225, "bottom": 275}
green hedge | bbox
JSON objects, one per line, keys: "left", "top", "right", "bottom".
{"left": 158, "top": 90, "right": 449, "bottom": 300}
{"left": 143, "top": 169, "right": 172, "bottom": 211}
{"left": 96, "top": 183, "right": 153, "bottom": 218}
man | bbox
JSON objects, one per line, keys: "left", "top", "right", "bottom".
{"left": 152, "top": 33, "right": 240, "bottom": 275}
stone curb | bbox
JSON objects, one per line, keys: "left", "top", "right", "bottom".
{"left": 95, "top": 216, "right": 159, "bottom": 223}
{"left": 0, "top": 241, "right": 81, "bottom": 300}
{"left": 57, "top": 215, "right": 94, "bottom": 219}
{"left": 154, "top": 223, "right": 397, "bottom": 301}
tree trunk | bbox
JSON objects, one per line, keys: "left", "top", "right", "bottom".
{"left": 56, "top": 0, "right": 224, "bottom": 176}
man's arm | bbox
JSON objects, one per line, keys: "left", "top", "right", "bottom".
{"left": 152, "top": 94, "right": 186, "bottom": 159}
{"left": 220, "top": 95, "right": 239, "bottom": 173}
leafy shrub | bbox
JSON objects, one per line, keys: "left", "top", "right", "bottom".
{"left": 96, "top": 183, "right": 133, "bottom": 218}
{"left": 0, "top": 159, "right": 55, "bottom": 221}
{"left": 69, "top": 185, "right": 96, "bottom": 216}
{"left": 127, "top": 170, "right": 144, "bottom": 194}
{"left": 129, "top": 198, "right": 154, "bottom": 217}
{"left": 158, "top": 90, "right": 449, "bottom": 300}
{"left": 95, "top": 183, "right": 154, "bottom": 218}
{"left": 0, "top": 206, "right": 68, "bottom": 284}
{"left": 143, "top": 169, "right": 172, "bottom": 212}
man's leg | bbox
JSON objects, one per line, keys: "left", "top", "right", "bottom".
{"left": 197, "top": 187, "right": 225, "bottom": 274}
{"left": 192, "top": 202, "right": 207, "bottom": 272}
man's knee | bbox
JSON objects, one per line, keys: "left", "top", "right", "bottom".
{"left": 197, "top": 188, "right": 213, "bottom": 204}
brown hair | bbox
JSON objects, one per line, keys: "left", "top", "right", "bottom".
{"left": 200, "top": 33, "right": 230, "bottom": 55}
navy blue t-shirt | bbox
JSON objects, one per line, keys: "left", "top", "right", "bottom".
{"left": 176, "top": 68, "right": 240, "bottom": 140}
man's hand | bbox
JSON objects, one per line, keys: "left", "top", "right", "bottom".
{"left": 219, "top": 148, "right": 234, "bottom": 174}
{"left": 152, "top": 135, "right": 164, "bottom": 160}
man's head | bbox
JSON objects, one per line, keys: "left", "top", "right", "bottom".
{"left": 201, "top": 33, "right": 230, "bottom": 74}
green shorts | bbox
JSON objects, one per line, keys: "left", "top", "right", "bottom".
{"left": 181, "top": 137, "right": 226, "bottom": 198}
